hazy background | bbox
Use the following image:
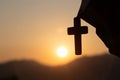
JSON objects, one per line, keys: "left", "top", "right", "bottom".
{"left": 0, "top": 0, "right": 108, "bottom": 66}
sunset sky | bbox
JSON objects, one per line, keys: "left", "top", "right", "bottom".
{"left": 0, "top": 0, "right": 108, "bottom": 66}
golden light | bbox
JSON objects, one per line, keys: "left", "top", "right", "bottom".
{"left": 57, "top": 47, "right": 68, "bottom": 58}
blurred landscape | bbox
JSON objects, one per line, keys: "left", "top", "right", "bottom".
{"left": 0, "top": 53, "right": 120, "bottom": 80}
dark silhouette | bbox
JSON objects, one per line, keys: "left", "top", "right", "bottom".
{"left": 68, "top": 17, "right": 88, "bottom": 55}
{"left": 68, "top": 0, "right": 120, "bottom": 57}
{"left": 0, "top": 54, "right": 120, "bottom": 80}
{"left": 0, "top": 75, "right": 18, "bottom": 80}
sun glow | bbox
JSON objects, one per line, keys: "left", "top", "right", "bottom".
{"left": 57, "top": 47, "right": 68, "bottom": 58}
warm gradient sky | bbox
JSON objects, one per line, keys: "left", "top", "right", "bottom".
{"left": 0, "top": 0, "right": 108, "bottom": 66}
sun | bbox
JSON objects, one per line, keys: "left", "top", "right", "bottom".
{"left": 57, "top": 47, "right": 68, "bottom": 58}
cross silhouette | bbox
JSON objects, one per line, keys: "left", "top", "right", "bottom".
{"left": 67, "top": 17, "right": 88, "bottom": 55}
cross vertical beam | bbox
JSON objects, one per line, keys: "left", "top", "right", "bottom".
{"left": 67, "top": 17, "right": 88, "bottom": 55}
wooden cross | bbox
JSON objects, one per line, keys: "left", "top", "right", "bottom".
{"left": 67, "top": 17, "right": 88, "bottom": 55}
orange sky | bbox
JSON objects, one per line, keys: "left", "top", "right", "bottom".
{"left": 0, "top": 0, "right": 108, "bottom": 66}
